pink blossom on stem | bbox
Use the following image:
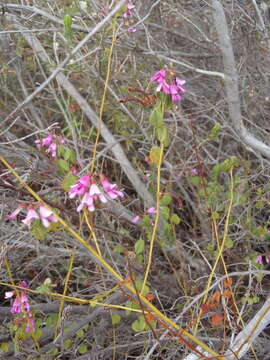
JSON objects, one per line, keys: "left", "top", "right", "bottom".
{"left": 5, "top": 281, "right": 35, "bottom": 333}
{"left": 89, "top": 183, "right": 107, "bottom": 204}
{"left": 100, "top": 176, "right": 124, "bottom": 200}
{"left": 21, "top": 207, "right": 39, "bottom": 228}
{"left": 169, "top": 84, "right": 182, "bottom": 102}
{"left": 39, "top": 205, "right": 58, "bottom": 228}
{"left": 35, "top": 133, "right": 64, "bottom": 159}
{"left": 128, "top": 27, "right": 137, "bottom": 33}
{"left": 77, "top": 192, "right": 95, "bottom": 212}
{"left": 123, "top": 2, "right": 135, "bottom": 18}
{"left": 149, "top": 69, "right": 186, "bottom": 102}
{"left": 6, "top": 205, "right": 24, "bottom": 220}
{"left": 191, "top": 168, "right": 198, "bottom": 175}
{"left": 175, "top": 77, "right": 186, "bottom": 93}
{"left": 42, "top": 134, "right": 54, "bottom": 146}
{"left": 149, "top": 69, "right": 167, "bottom": 83}
{"left": 70, "top": 167, "right": 79, "bottom": 175}
{"left": 69, "top": 175, "right": 91, "bottom": 199}
{"left": 147, "top": 207, "right": 157, "bottom": 214}
{"left": 46, "top": 142, "right": 57, "bottom": 159}
{"left": 156, "top": 79, "right": 170, "bottom": 94}
{"left": 131, "top": 215, "right": 140, "bottom": 224}
{"left": 5, "top": 281, "right": 30, "bottom": 314}
{"left": 257, "top": 255, "right": 270, "bottom": 264}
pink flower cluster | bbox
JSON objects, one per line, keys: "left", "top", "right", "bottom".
{"left": 5, "top": 281, "right": 35, "bottom": 333}
{"left": 35, "top": 133, "right": 65, "bottom": 159}
{"left": 257, "top": 255, "right": 270, "bottom": 264}
{"left": 7, "top": 203, "right": 58, "bottom": 228}
{"left": 123, "top": 2, "right": 136, "bottom": 33}
{"left": 149, "top": 69, "right": 186, "bottom": 102}
{"left": 69, "top": 174, "right": 124, "bottom": 212}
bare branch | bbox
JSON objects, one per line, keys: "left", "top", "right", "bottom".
{"left": 212, "top": 0, "right": 270, "bottom": 158}
{"left": 2, "top": 0, "right": 126, "bottom": 125}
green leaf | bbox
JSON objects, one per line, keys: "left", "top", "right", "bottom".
{"left": 36, "top": 284, "right": 51, "bottom": 294}
{"left": 157, "top": 126, "right": 169, "bottom": 147}
{"left": 191, "top": 175, "right": 200, "bottom": 185}
{"left": 30, "top": 220, "right": 48, "bottom": 241}
{"left": 160, "top": 194, "right": 172, "bottom": 206}
{"left": 132, "top": 316, "right": 146, "bottom": 332}
{"left": 0, "top": 343, "right": 9, "bottom": 352}
{"left": 76, "top": 329, "right": 85, "bottom": 339}
{"left": 62, "top": 172, "right": 77, "bottom": 191}
{"left": 256, "top": 201, "right": 264, "bottom": 210}
{"left": 55, "top": 159, "right": 70, "bottom": 174}
{"left": 64, "top": 339, "right": 73, "bottom": 350}
{"left": 212, "top": 212, "right": 220, "bottom": 220}
{"left": 111, "top": 313, "right": 121, "bottom": 325}
{"left": 220, "top": 156, "right": 240, "bottom": 172}
{"left": 149, "top": 107, "right": 163, "bottom": 128}
{"left": 46, "top": 314, "right": 58, "bottom": 327}
{"left": 113, "top": 244, "right": 125, "bottom": 254}
{"left": 164, "top": 223, "right": 173, "bottom": 240}
{"left": 135, "top": 239, "right": 145, "bottom": 255}
{"left": 64, "top": 15, "right": 73, "bottom": 40}
{"left": 134, "top": 279, "right": 149, "bottom": 295}
{"left": 64, "top": 148, "right": 77, "bottom": 163}
{"left": 209, "top": 123, "right": 221, "bottom": 139}
{"left": 141, "top": 215, "right": 151, "bottom": 227}
{"left": 78, "top": 344, "right": 88, "bottom": 355}
{"left": 136, "top": 254, "right": 144, "bottom": 264}
{"left": 171, "top": 214, "right": 180, "bottom": 225}
{"left": 225, "top": 237, "right": 234, "bottom": 249}
{"left": 57, "top": 144, "right": 66, "bottom": 157}
{"left": 162, "top": 206, "right": 170, "bottom": 221}
{"left": 149, "top": 147, "right": 163, "bottom": 167}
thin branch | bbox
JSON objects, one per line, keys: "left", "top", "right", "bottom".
{"left": 4, "top": 3, "right": 92, "bottom": 32}
{"left": 145, "top": 51, "right": 225, "bottom": 79}
{"left": 9, "top": 15, "right": 155, "bottom": 207}
{"left": 212, "top": 0, "right": 270, "bottom": 158}
{"left": 2, "top": 0, "right": 126, "bottom": 125}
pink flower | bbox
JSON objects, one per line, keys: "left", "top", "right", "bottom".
{"left": 89, "top": 183, "right": 107, "bottom": 203}
{"left": 5, "top": 281, "right": 30, "bottom": 314}
{"left": 149, "top": 69, "right": 167, "bottom": 83}
{"left": 175, "top": 77, "right": 186, "bottom": 93}
{"left": 71, "top": 167, "right": 79, "bottom": 175}
{"left": 131, "top": 215, "right": 140, "bottom": 224}
{"left": 257, "top": 255, "right": 270, "bottom": 264}
{"left": 147, "top": 207, "right": 157, "bottom": 214}
{"left": 5, "top": 281, "right": 35, "bottom": 333}
{"left": 42, "top": 134, "right": 54, "bottom": 146}
{"left": 128, "top": 27, "right": 137, "bottom": 33}
{"left": 21, "top": 207, "right": 39, "bottom": 227}
{"left": 39, "top": 205, "right": 58, "bottom": 228}
{"left": 123, "top": 2, "right": 135, "bottom": 18}
{"left": 191, "top": 168, "right": 198, "bottom": 175}
{"left": 156, "top": 79, "right": 170, "bottom": 94}
{"left": 100, "top": 176, "right": 124, "bottom": 200}
{"left": 35, "top": 133, "right": 64, "bottom": 159}
{"left": 76, "top": 184, "right": 107, "bottom": 212}
{"left": 69, "top": 175, "right": 91, "bottom": 199}
{"left": 169, "top": 84, "right": 182, "bottom": 102}
{"left": 46, "top": 142, "right": 57, "bottom": 159}
{"left": 6, "top": 205, "right": 24, "bottom": 220}
{"left": 77, "top": 192, "right": 95, "bottom": 212}
{"left": 149, "top": 69, "right": 186, "bottom": 102}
